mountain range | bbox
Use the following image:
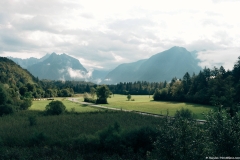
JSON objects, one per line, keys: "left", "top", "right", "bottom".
{"left": 8, "top": 54, "right": 50, "bottom": 69}
{"left": 8, "top": 46, "right": 202, "bottom": 84}
{"left": 103, "top": 46, "right": 201, "bottom": 84}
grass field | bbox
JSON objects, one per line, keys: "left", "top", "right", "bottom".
{"left": 30, "top": 95, "right": 213, "bottom": 119}
{"left": 30, "top": 97, "right": 99, "bottom": 112}
{"left": 76, "top": 94, "right": 213, "bottom": 119}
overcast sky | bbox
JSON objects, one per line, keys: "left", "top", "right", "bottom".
{"left": 1, "top": 0, "right": 240, "bottom": 70}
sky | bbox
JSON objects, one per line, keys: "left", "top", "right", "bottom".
{"left": 0, "top": 0, "right": 240, "bottom": 71}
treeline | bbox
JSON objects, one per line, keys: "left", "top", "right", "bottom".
{"left": 153, "top": 58, "right": 240, "bottom": 115}
{"left": 109, "top": 57, "right": 240, "bottom": 113}
{"left": 108, "top": 81, "right": 165, "bottom": 95}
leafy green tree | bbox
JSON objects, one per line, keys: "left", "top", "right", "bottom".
{"left": 127, "top": 94, "right": 131, "bottom": 101}
{"left": 0, "top": 84, "right": 8, "bottom": 105}
{"left": 0, "top": 104, "right": 15, "bottom": 116}
{"left": 96, "top": 85, "right": 111, "bottom": 104}
{"left": 20, "top": 98, "right": 32, "bottom": 110}
{"left": 45, "top": 100, "right": 66, "bottom": 115}
{"left": 205, "top": 110, "right": 240, "bottom": 156}
{"left": 151, "top": 109, "right": 205, "bottom": 159}
{"left": 90, "top": 87, "right": 96, "bottom": 99}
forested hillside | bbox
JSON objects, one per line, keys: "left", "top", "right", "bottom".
{"left": 0, "top": 57, "right": 94, "bottom": 116}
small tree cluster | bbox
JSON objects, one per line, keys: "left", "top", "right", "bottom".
{"left": 45, "top": 100, "right": 66, "bottom": 115}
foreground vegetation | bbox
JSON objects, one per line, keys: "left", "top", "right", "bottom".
{"left": 0, "top": 109, "right": 240, "bottom": 159}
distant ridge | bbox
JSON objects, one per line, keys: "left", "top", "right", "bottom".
{"left": 8, "top": 54, "right": 50, "bottom": 69}
{"left": 27, "top": 53, "right": 88, "bottom": 81}
{"left": 103, "top": 46, "right": 202, "bottom": 84}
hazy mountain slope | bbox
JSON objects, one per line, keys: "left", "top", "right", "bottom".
{"left": 103, "top": 59, "right": 147, "bottom": 84}
{"left": 138, "top": 46, "right": 201, "bottom": 82}
{"left": 8, "top": 54, "right": 50, "bottom": 69}
{"left": 103, "top": 46, "right": 201, "bottom": 84}
{"left": 27, "top": 53, "right": 88, "bottom": 80}
{"left": 91, "top": 70, "right": 110, "bottom": 83}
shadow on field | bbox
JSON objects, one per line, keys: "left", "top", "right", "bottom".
{"left": 150, "top": 100, "right": 213, "bottom": 108}
{"left": 81, "top": 104, "right": 89, "bottom": 107}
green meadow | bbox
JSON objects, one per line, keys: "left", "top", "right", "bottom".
{"left": 30, "top": 95, "right": 213, "bottom": 119}
{"left": 30, "top": 97, "right": 99, "bottom": 112}
{"left": 76, "top": 94, "right": 213, "bottom": 119}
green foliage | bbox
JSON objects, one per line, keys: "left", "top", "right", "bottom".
{"left": 205, "top": 110, "right": 240, "bottom": 156}
{"left": 29, "top": 132, "right": 48, "bottom": 146}
{"left": 83, "top": 92, "right": 96, "bottom": 103}
{"left": 90, "top": 87, "right": 96, "bottom": 99}
{"left": 127, "top": 94, "right": 131, "bottom": 101}
{"left": 151, "top": 111, "right": 205, "bottom": 159}
{"left": 45, "top": 100, "right": 66, "bottom": 115}
{"left": 174, "top": 108, "right": 194, "bottom": 120}
{"left": 28, "top": 116, "right": 37, "bottom": 126}
{"left": 0, "top": 85, "right": 8, "bottom": 105}
{"left": 0, "top": 104, "right": 15, "bottom": 116}
{"left": 96, "top": 85, "right": 111, "bottom": 104}
{"left": 20, "top": 98, "right": 32, "bottom": 110}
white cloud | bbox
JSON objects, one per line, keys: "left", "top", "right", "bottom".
{"left": 197, "top": 48, "right": 240, "bottom": 70}
{"left": 0, "top": 0, "right": 240, "bottom": 70}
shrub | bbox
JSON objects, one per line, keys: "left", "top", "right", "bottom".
{"left": 29, "top": 132, "right": 48, "bottom": 146}
{"left": 127, "top": 94, "right": 131, "bottom": 101}
{"left": 20, "top": 98, "right": 32, "bottom": 110}
{"left": 174, "top": 108, "right": 194, "bottom": 120}
{"left": 45, "top": 100, "right": 66, "bottom": 115}
{"left": 0, "top": 104, "right": 15, "bottom": 116}
{"left": 28, "top": 116, "right": 37, "bottom": 126}
{"left": 84, "top": 98, "right": 96, "bottom": 103}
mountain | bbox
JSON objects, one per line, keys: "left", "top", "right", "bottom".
{"left": 27, "top": 53, "right": 88, "bottom": 80}
{"left": 0, "top": 57, "right": 37, "bottom": 87}
{"left": 91, "top": 70, "right": 110, "bottom": 84}
{"left": 8, "top": 54, "right": 50, "bottom": 69}
{"left": 102, "top": 59, "right": 147, "bottom": 84}
{"left": 103, "top": 46, "right": 202, "bottom": 84}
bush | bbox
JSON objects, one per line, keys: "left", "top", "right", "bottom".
{"left": 28, "top": 116, "right": 37, "bottom": 126}
{"left": 20, "top": 98, "right": 32, "bottom": 110}
{"left": 0, "top": 104, "right": 15, "bottom": 116}
{"left": 84, "top": 98, "right": 96, "bottom": 103}
{"left": 29, "top": 132, "right": 48, "bottom": 146}
{"left": 174, "top": 108, "right": 194, "bottom": 120}
{"left": 45, "top": 101, "right": 66, "bottom": 115}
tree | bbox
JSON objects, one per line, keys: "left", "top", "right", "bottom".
{"left": 127, "top": 94, "right": 131, "bottom": 101}
{"left": 45, "top": 100, "right": 66, "bottom": 115}
{"left": 182, "top": 72, "right": 191, "bottom": 94}
{"left": 0, "top": 84, "right": 8, "bottom": 105}
{"left": 90, "top": 87, "right": 96, "bottom": 99}
{"left": 20, "top": 98, "right": 32, "bottom": 110}
{"left": 96, "top": 85, "right": 111, "bottom": 104}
